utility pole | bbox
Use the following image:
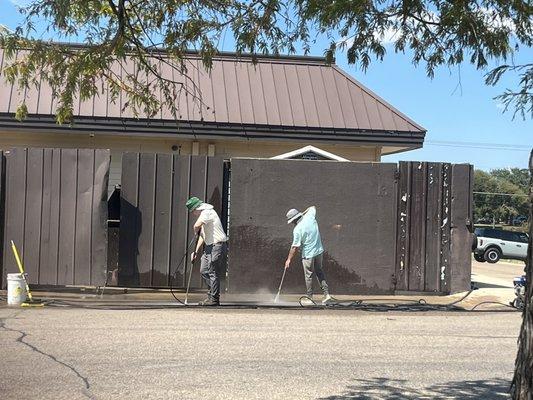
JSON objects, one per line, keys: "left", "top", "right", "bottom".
{"left": 511, "top": 150, "right": 532, "bottom": 399}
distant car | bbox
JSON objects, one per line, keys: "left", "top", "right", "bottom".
{"left": 473, "top": 227, "right": 528, "bottom": 263}
{"left": 513, "top": 216, "right": 528, "bottom": 226}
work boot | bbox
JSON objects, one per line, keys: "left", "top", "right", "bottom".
{"left": 322, "top": 294, "right": 334, "bottom": 305}
{"left": 198, "top": 298, "right": 219, "bottom": 306}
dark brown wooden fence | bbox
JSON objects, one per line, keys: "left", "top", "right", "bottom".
{"left": 228, "top": 158, "right": 399, "bottom": 295}
{"left": 1, "top": 148, "right": 109, "bottom": 288}
{"left": 228, "top": 159, "right": 473, "bottom": 295}
{"left": 0, "top": 151, "right": 471, "bottom": 295}
{"left": 118, "top": 153, "right": 225, "bottom": 288}
{"left": 395, "top": 162, "right": 473, "bottom": 293}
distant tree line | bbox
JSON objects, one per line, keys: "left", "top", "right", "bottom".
{"left": 474, "top": 168, "right": 529, "bottom": 226}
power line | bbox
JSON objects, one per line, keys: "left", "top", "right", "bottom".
{"left": 429, "top": 140, "right": 527, "bottom": 148}
{"left": 473, "top": 191, "right": 529, "bottom": 197}
{"left": 425, "top": 141, "right": 531, "bottom": 152}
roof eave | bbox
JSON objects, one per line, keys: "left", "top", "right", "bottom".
{"left": 0, "top": 114, "right": 426, "bottom": 148}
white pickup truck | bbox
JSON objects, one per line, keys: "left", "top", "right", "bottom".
{"left": 473, "top": 227, "right": 529, "bottom": 263}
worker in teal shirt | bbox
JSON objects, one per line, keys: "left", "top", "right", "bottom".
{"left": 284, "top": 206, "right": 332, "bottom": 304}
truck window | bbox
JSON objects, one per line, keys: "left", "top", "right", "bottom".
{"left": 517, "top": 233, "right": 529, "bottom": 243}
{"left": 500, "top": 231, "right": 516, "bottom": 242}
{"left": 484, "top": 229, "right": 502, "bottom": 239}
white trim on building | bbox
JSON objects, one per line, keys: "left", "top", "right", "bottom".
{"left": 270, "top": 145, "right": 349, "bottom": 161}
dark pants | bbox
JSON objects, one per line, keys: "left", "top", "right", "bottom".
{"left": 200, "top": 242, "right": 227, "bottom": 301}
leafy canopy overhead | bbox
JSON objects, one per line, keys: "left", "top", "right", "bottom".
{"left": 0, "top": 0, "right": 531, "bottom": 123}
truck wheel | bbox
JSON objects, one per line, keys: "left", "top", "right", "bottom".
{"left": 474, "top": 254, "right": 485, "bottom": 263}
{"left": 484, "top": 247, "right": 501, "bottom": 263}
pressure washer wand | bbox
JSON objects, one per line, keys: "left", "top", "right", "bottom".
{"left": 184, "top": 231, "right": 201, "bottom": 305}
{"left": 274, "top": 267, "right": 287, "bottom": 303}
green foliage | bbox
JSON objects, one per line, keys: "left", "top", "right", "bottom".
{"left": 486, "top": 63, "right": 533, "bottom": 120}
{"left": 0, "top": 0, "right": 531, "bottom": 122}
{"left": 0, "top": 0, "right": 297, "bottom": 123}
{"left": 474, "top": 168, "right": 529, "bottom": 225}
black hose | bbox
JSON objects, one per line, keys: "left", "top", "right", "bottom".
{"left": 470, "top": 301, "right": 517, "bottom": 311}
{"left": 296, "top": 289, "right": 518, "bottom": 312}
{"left": 169, "top": 235, "right": 201, "bottom": 305}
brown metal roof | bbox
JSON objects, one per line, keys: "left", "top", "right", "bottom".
{"left": 0, "top": 48, "right": 425, "bottom": 139}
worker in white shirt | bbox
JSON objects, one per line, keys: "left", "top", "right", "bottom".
{"left": 186, "top": 196, "right": 228, "bottom": 306}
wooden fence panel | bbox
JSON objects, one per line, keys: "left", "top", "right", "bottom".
{"left": 229, "top": 159, "right": 398, "bottom": 295}
{"left": 450, "top": 164, "right": 474, "bottom": 293}
{"left": 1, "top": 148, "right": 109, "bottom": 288}
{"left": 395, "top": 161, "right": 471, "bottom": 294}
{"left": 118, "top": 153, "right": 224, "bottom": 288}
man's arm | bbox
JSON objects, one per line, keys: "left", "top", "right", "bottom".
{"left": 285, "top": 246, "right": 299, "bottom": 269}
{"left": 191, "top": 217, "right": 205, "bottom": 262}
{"left": 302, "top": 206, "right": 316, "bottom": 217}
{"left": 191, "top": 234, "right": 204, "bottom": 262}
{"left": 286, "top": 223, "right": 303, "bottom": 269}
{"left": 193, "top": 218, "right": 203, "bottom": 234}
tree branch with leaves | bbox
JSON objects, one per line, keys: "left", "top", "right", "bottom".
{"left": 0, "top": 0, "right": 531, "bottom": 123}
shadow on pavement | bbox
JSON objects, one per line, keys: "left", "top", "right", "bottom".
{"left": 318, "top": 377, "right": 510, "bottom": 399}
{"left": 473, "top": 282, "right": 512, "bottom": 289}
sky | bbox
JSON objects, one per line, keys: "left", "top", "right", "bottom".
{"left": 1, "top": 0, "right": 532, "bottom": 171}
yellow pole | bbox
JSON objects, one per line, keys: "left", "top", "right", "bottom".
{"left": 10, "top": 240, "right": 33, "bottom": 302}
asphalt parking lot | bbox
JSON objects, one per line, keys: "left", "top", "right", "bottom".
{"left": 0, "top": 258, "right": 525, "bottom": 399}
{"left": 0, "top": 305, "right": 521, "bottom": 400}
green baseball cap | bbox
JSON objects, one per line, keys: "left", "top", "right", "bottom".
{"left": 185, "top": 196, "right": 203, "bottom": 211}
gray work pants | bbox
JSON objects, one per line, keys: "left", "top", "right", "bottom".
{"left": 302, "top": 253, "right": 329, "bottom": 297}
{"left": 200, "top": 242, "right": 227, "bottom": 301}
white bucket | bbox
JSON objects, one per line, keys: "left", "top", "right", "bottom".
{"left": 7, "top": 273, "right": 27, "bottom": 305}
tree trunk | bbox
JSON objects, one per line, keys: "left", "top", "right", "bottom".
{"left": 511, "top": 150, "right": 533, "bottom": 399}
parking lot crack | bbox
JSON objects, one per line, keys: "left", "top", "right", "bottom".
{"left": 0, "top": 315, "right": 95, "bottom": 399}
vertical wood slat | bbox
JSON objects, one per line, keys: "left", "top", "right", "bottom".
{"left": 424, "top": 163, "right": 442, "bottom": 292}
{"left": 3, "top": 149, "right": 27, "bottom": 280}
{"left": 39, "top": 149, "right": 54, "bottom": 284}
{"left": 58, "top": 149, "right": 77, "bottom": 285}
{"left": 74, "top": 150, "right": 94, "bottom": 285}
{"left": 118, "top": 153, "right": 140, "bottom": 286}
{"left": 152, "top": 154, "right": 172, "bottom": 286}
{"left": 48, "top": 150, "right": 62, "bottom": 284}
{"left": 206, "top": 156, "right": 225, "bottom": 216}
{"left": 170, "top": 155, "right": 191, "bottom": 287}
{"left": 394, "top": 162, "right": 410, "bottom": 291}
{"left": 449, "top": 164, "right": 473, "bottom": 293}
{"left": 24, "top": 149, "right": 43, "bottom": 284}
{"left": 188, "top": 156, "right": 208, "bottom": 288}
{"left": 91, "top": 150, "right": 110, "bottom": 285}
{"left": 408, "top": 162, "right": 427, "bottom": 291}
{"left": 137, "top": 154, "right": 156, "bottom": 286}
{"left": 439, "top": 163, "right": 452, "bottom": 292}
